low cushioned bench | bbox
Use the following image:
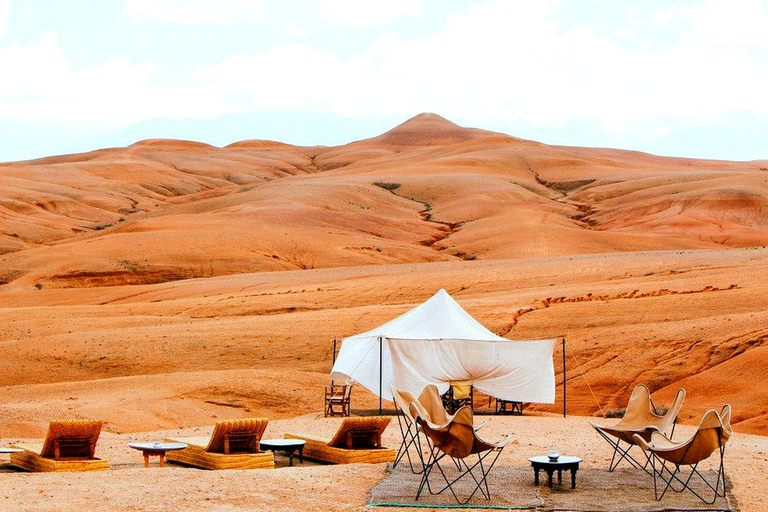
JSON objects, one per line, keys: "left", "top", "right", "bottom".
{"left": 165, "top": 418, "right": 274, "bottom": 470}
{"left": 11, "top": 419, "right": 109, "bottom": 472}
{"left": 284, "top": 416, "right": 395, "bottom": 464}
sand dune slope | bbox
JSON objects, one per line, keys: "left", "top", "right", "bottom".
{"left": 2, "top": 114, "right": 766, "bottom": 289}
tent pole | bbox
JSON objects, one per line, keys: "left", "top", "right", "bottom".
{"left": 331, "top": 338, "right": 337, "bottom": 387}
{"left": 562, "top": 337, "right": 566, "bottom": 418}
{"left": 378, "top": 336, "right": 383, "bottom": 415}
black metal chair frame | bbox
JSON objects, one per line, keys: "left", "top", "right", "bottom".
{"left": 594, "top": 427, "right": 661, "bottom": 476}
{"left": 638, "top": 430, "right": 727, "bottom": 504}
{"left": 414, "top": 415, "right": 509, "bottom": 505}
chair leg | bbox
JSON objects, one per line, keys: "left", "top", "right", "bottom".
{"left": 393, "top": 415, "right": 424, "bottom": 473}
{"left": 416, "top": 439, "right": 506, "bottom": 505}
{"left": 415, "top": 444, "right": 443, "bottom": 500}
{"left": 402, "top": 430, "right": 424, "bottom": 474}
{"left": 647, "top": 448, "right": 727, "bottom": 504}
{"left": 594, "top": 429, "right": 651, "bottom": 475}
{"left": 435, "top": 448, "right": 505, "bottom": 504}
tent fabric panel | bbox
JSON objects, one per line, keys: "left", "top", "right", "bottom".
{"left": 331, "top": 336, "right": 557, "bottom": 404}
{"left": 330, "top": 336, "right": 394, "bottom": 400}
{"left": 388, "top": 337, "right": 557, "bottom": 403}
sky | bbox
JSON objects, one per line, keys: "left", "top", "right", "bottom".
{"left": 0, "top": 0, "right": 767, "bottom": 162}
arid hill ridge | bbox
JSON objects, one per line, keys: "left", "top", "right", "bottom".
{"left": 1, "top": 113, "right": 766, "bottom": 290}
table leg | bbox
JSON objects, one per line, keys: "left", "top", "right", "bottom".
{"left": 547, "top": 470, "right": 553, "bottom": 487}
{"left": 534, "top": 468, "right": 539, "bottom": 486}
{"left": 571, "top": 469, "right": 577, "bottom": 489}
{"left": 159, "top": 453, "right": 165, "bottom": 468}
{"left": 558, "top": 469, "right": 562, "bottom": 485}
{"left": 143, "top": 453, "right": 149, "bottom": 468}
{"left": 288, "top": 450, "right": 294, "bottom": 467}
{"left": 299, "top": 447, "right": 303, "bottom": 464}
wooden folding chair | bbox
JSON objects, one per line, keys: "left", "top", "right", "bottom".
{"left": 441, "top": 380, "right": 473, "bottom": 414}
{"left": 324, "top": 384, "right": 352, "bottom": 417}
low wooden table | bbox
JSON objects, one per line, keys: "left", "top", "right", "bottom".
{"left": 528, "top": 455, "right": 582, "bottom": 489}
{"left": 128, "top": 442, "right": 188, "bottom": 467}
{"left": 260, "top": 439, "right": 306, "bottom": 466}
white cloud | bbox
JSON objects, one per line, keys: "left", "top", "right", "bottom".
{"left": 651, "top": 6, "right": 677, "bottom": 25}
{"left": 119, "top": 0, "right": 420, "bottom": 26}
{"left": 679, "top": 0, "right": 768, "bottom": 48}
{"left": 192, "top": 0, "right": 768, "bottom": 134}
{"left": 319, "top": 0, "right": 422, "bottom": 26}
{"left": 0, "top": 31, "right": 222, "bottom": 127}
{"left": 119, "top": 0, "right": 264, "bottom": 24}
{"left": 2, "top": 0, "right": 767, "bottom": 143}
{"left": 285, "top": 25, "right": 308, "bottom": 39}
{"left": 0, "top": 0, "right": 11, "bottom": 38}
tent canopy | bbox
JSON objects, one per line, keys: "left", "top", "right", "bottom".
{"left": 330, "top": 289, "right": 556, "bottom": 403}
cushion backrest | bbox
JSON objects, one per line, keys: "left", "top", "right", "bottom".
{"left": 40, "top": 420, "right": 103, "bottom": 459}
{"left": 206, "top": 418, "right": 268, "bottom": 454}
{"left": 327, "top": 416, "right": 391, "bottom": 449}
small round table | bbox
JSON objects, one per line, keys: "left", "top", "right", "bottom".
{"left": 528, "top": 455, "right": 582, "bottom": 489}
{"left": 259, "top": 439, "right": 306, "bottom": 466}
{"left": 128, "top": 442, "right": 188, "bottom": 468}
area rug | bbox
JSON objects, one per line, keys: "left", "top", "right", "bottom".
{"left": 369, "top": 464, "right": 543, "bottom": 510}
{"left": 368, "top": 464, "right": 734, "bottom": 511}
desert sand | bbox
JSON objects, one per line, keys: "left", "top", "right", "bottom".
{"left": 0, "top": 113, "right": 766, "bottom": 510}
{"left": 0, "top": 414, "right": 766, "bottom": 511}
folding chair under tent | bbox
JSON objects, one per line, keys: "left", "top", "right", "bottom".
{"left": 330, "top": 289, "right": 557, "bottom": 413}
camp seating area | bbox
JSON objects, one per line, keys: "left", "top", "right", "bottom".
{"left": 284, "top": 416, "right": 396, "bottom": 464}
{"left": 10, "top": 420, "right": 108, "bottom": 473}
{"left": 5, "top": 415, "right": 399, "bottom": 473}
{"left": 165, "top": 418, "right": 274, "bottom": 470}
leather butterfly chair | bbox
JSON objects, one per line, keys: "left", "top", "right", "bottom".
{"left": 633, "top": 405, "right": 732, "bottom": 504}
{"left": 409, "top": 403, "right": 509, "bottom": 505}
{"left": 588, "top": 384, "right": 685, "bottom": 474}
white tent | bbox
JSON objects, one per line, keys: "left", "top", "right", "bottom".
{"left": 330, "top": 289, "right": 556, "bottom": 405}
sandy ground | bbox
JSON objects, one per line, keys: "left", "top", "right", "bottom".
{"left": 0, "top": 413, "right": 764, "bottom": 511}
{"left": 0, "top": 248, "right": 765, "bottom": 437}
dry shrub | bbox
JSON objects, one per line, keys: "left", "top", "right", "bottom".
{"left": 373, "top": 182, "right": 401, "bottom": 191}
